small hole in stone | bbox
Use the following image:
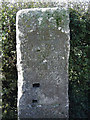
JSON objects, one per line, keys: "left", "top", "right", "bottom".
{"left": 32, "top": 100, "right": 37, "bottom": 103}
{"left": 33, "top": 83, "right": 40, "bottom": 87}
{"left": 36, "top": 49, "right": 40, "bottom": 52}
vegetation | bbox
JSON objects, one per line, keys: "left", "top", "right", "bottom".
{"left": 69, "top": 6, "right": 89, "bottom": 118}
{"left": 1, "top": 1, "right": 89, "bottom": 119}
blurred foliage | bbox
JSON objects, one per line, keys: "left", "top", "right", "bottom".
{"left": 1, "top": 1, "right": 90, "bottom": 119}
{"left": 69, "top": 5, "right": 90, "bottom": 118}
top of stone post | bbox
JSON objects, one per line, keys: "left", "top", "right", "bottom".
{"left": 16, "top": 7, "right": 70, "bottom": 37}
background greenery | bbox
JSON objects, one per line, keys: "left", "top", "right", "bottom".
{"left": 1, "top": 1, "right": 90, "bottom": 119}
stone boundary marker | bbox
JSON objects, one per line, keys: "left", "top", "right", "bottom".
{"left": 16, "top": 8, "right": 70, "bottom": 118}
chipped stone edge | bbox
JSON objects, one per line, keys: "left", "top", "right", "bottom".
{"left": 16, "top": 10, "right": 24, "bottom": 116}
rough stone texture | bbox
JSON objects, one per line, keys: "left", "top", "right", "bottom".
{"left": 16, "top": 8, "right": 70, "bottom": 118}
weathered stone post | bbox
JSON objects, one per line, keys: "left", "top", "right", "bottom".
{"left": 16, "top": 7, "right": 70, "bottom": 118}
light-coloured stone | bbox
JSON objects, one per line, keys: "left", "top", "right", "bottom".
{"left": 16, "top": 7, "right": 70, "bottom": 118}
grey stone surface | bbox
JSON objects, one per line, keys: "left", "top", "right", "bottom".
{"left": 17, "top": 8, "right": 70, "bottom": 118}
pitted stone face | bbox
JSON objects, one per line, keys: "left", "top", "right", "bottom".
{"left": 16, "top": 8, "right": 70, "bottom": 118}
